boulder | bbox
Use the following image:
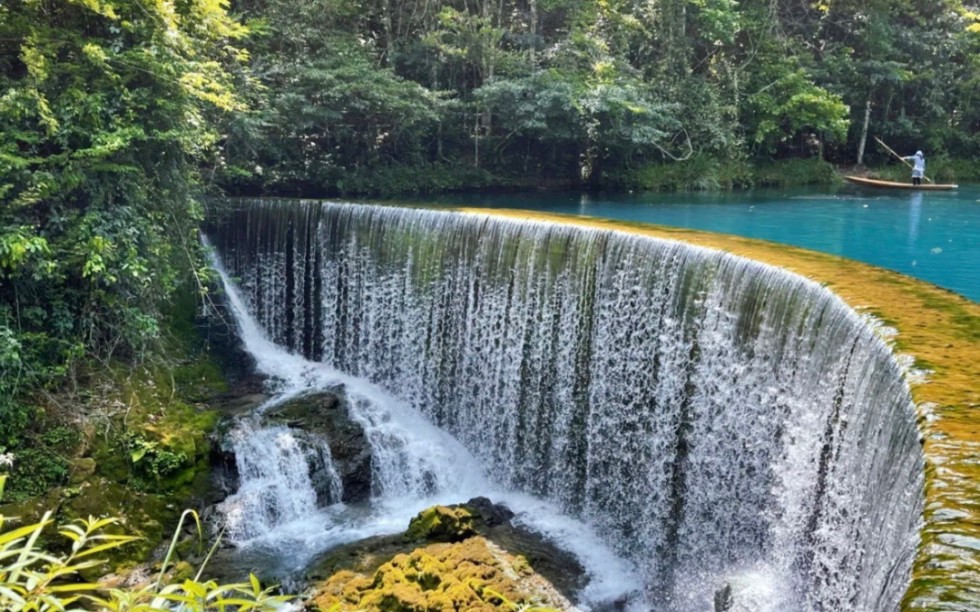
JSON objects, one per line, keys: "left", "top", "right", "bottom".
{"left": 205, "top": 437, "right": 239, "bottom": 505}
{"left": 404, "top": 506, "right": 477, "bottom": 543}
{"left": 307, "top": 499, "right": 587, "bottom": 611}
{"left": 465, "top": 496, "right": 515, "bottom": 527}
{"left": 311, "top": 537, "right": 575, "bottom": 612}
{"left": 69, "top": 458, "right": 97, "bottom": 485}
{"left": 714, "top": 583, "right": 734, "bottom": 611}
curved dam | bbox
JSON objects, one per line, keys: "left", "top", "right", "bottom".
{"left": 207, "top": 200, "right": 924, "bottom": 610}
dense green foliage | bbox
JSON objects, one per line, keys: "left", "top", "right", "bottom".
{"left": 0, "top": 485, "right": 288, "bottom": 611}
{"left": 221, "top": 0, "right": 979, "bottom": 195}
{"left": 0, "top": 0, "right": 245, "bottom": 457}
{"left": 0, "top": 0, "right": 977, "bottom": 509}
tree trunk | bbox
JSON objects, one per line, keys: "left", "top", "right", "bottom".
{"left": 431, "top": 63, "right": 443, "bottom": 160}
{"left": 856, "top": 94, "right": 872, "bottom": 165}
{"left": 529, "top": 0, "right": 538, "bottom": 64}
{"left": 435, "top": 121, "right": 443, "bottom": 160}
{"left": 382, "top": 0, "right": 394, "bottom": 63}
{"left": 474, "top": 112, "right": 480, "bottom": 168}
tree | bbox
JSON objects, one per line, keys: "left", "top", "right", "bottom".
{"left": 0, "top": 0, "right": 246, "bottom": 440}
{"left": 221, "top": 0, "right": 977, "bottom": 194}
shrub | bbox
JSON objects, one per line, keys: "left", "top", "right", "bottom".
{"left": 0, "top": 476, "right": 289, "bottom": 611}
{"left": 751, "top": 157, "right": 838, "bottom": 187}
{"left": 4, "top": 448, "right": 70, "bottom": 501}
{"left": 607, "top": 154, "right": 754, "bottom": 191}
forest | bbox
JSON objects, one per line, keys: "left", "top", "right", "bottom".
{"left": 0, "top": 0, "right": 978, "bottom": 606}
{"left": 222, "top": 0, "right": 980, "bottom": 194}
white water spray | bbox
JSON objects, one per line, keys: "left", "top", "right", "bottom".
{"left": 216, "top": 425, "right": 341, "bottom": 542}
{"left": 206, "top": 200, "right": 923, "bottom": 611}
{"left": 206, "top": 237, "right": 646, "bottom": 608}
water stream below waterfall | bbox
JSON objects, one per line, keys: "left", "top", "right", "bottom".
{"left": 204, "top": 199, "right": 924, "bottom": 611}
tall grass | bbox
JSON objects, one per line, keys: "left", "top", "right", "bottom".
{"left": 751, "top": 158, "right": 839, "bottom": 187}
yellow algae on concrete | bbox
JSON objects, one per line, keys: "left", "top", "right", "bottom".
{"left": 450, "top": 208, "right": 980, "bottom": 611}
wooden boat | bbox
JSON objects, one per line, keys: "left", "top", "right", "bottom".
{"left": 844, "top": 175, "right": 958, "bottom": 190}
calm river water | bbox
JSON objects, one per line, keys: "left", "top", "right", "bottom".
{"left": 417, "top": 184, "right": 980, "bottom": 302}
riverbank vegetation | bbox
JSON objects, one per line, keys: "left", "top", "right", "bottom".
{"left": 217, "top": 0, "right": 980, "bottom": 196}
{"left": 0, "top": 0, "right": 978, "bottom": 593}
{"left": 0, "top": 0, "right": 244, "bottom": 512}
{"left": 0, "top": 488, "right": 288, "bottom": 611}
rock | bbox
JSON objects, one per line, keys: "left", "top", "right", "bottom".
{"left": 311, "top": 537, "right": 576, "bottom": 612}
{"left": 263, "top": 387, "right": 372, "bottom": 504}
{"left": 307, "top": 499, "right": 587, "bottom": 611}
{"left": 205, "top": 439, "right": 239, "bottom": 505}
{"left": 404, "top": 506, "right": 477, "bottom": 543}
{"left": 714, "top": 582, "right": 734, "bottom": 611}
{"left": 58, "top": 477, "right": 175, "bottom": 580}
{"left": 403, "top": 498, "right": 521, "bottom": 544}
{"left": 479, "top": 519, "right": 586, "bottom": 599}
{"left": 217, "top": 392, "right": 270, "bottom": 417}
{"left": 0, "top": 488, "right": 62, "bottom": 527}
{"left": 465, "top": 496, "right": 515, "bottom": 527}
{"left": 69, "top": 457, "right": 97, "bottom": 485}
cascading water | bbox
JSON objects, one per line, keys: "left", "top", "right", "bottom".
{"left": 206, "top": 200, "right": 924, "bottom": 611}
{"left": 217, "top": 423, "right": 342, "bottom": 542}
{"left": 206, "top": 238, "right": 643, "bottom": 605}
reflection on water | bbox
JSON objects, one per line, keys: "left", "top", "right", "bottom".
{"left": 908, "top": 192, "right": 923, "bottom": 246}
{"left": 415, "top": 185, "right": 980, "bottom": 302}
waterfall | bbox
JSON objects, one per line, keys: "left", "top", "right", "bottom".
{"left": 207, "top": 199, "right": 924, "bottom": 611}
{"left": 206, "top": 237, "right": 643, "bottom": 606}
{"left": 217, "top": 423, "right": 342, "bottom": 542}
{"left": 208, "top": 238, "right": 491, "bottom": 531}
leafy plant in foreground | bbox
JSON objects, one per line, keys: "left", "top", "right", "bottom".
{"left": 0, "top": 476, "right": 289, "bottom": 611}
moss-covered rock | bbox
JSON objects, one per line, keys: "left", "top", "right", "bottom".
{"left": 90, "top": 404, "right": 218, "bottom": 499}
{"left": 54, "top": 476, "right": 176, "bottom": 578}
{"left": 307, "top": 499, "right": 584, "bottom": 612}
{"left": 404, "top": 506, "right": 476, "bottom": 543}
{"left": 69, "top": 458, "right": 97, "bottom": 485}
{"left": 312, "top": 537, "right": 566, "bottom": 612}
{"left": 0, "top": 488, "right": 62, "bottom": 527}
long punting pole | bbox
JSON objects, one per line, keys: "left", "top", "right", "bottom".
{"left": 874, "top": 136, "right": 934, "bottom": 183}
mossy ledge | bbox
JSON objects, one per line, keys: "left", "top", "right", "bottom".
{"left": 0, "top": 283, "right": 244, "bottom": 574}
{"left": 443, "top": 207, "right": 980, "bottom": 610}
{"left": 308, "top": 501, "right": 581, "bottom": 612}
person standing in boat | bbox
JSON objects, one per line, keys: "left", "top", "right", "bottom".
{"left": 902, "top": 150, "right": 925, "bottom": 186}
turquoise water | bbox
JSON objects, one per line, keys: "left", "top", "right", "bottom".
{"left": 421, "top": 185, "right": 980, "bottom": 302}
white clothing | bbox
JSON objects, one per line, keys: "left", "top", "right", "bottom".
{"left": 904, "top": 152, "right": 925, "bottom": 178}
